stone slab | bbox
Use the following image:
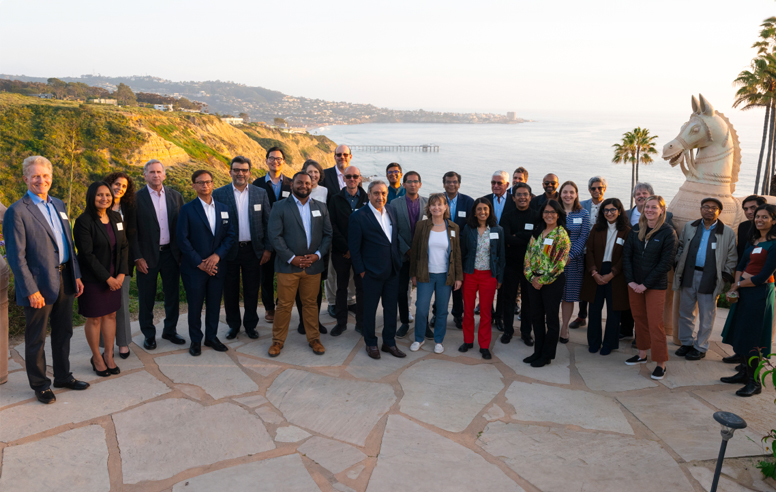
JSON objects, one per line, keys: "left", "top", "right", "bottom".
{"left": 237, "top": 328, "right": 360, "bottom": 367}
{"left": 114, "top": 398, "right": 275, "bottom": 484}
{"left": 347, "top": 464, "right": 366, "bottom": 480}
{"left": 416, "top": 327, "right": 486, "bottom": 360}
{"left": 171, "top": 454, "right": 319, "bottom": 492}
{"left": 477, "top": 422, "right": 692, "bottom": 492}
{"left": 0, "top": 371, "right": 171, "bottom": 442}
{"left": 275, "top": 425, "right": 311, "bottom": 442}
{"left": 646, "top": 350, "right": 734, "bottom": 388}
{"left": 267, "top": 369, "right": 395, "bottom": 446}
{"left": 130, "top": 313, "right": 230, "bottom": 355}
{"left": 7, "top": 357, "right": 22, "bottom": 372}
{"left": 0, "top": 370, "right": 37, "bottom": 407}
{"left": 617, "top": 393, "right": 764, "bottom": 461}
{"left": 155, "top": 350, "right": 258, "bottom": 400}
{"left": 483, "top": 403, "right": 505, "bottom": 421}
{"left": 346, "top": 341, "right": 426, "bottom": 381}
{"left": 694, "top": 387, "right": 776, "bottom": 446}
{"left": 688, "top": 466, "right": 752, "bottom": 492}
{"left": 574, "top": 346, "right": 657, "bottom": 392}
{"left": 236, "top": 355, "right": 281, "bottom": 377}
{"left": 496, "top": 341, "right": 571, "bottom": 385}
{"left": 233, "top": 394, "right": 269, "bottom": 408}
{"left": 505, "top": 381, "right": 634, "bottom": 434}
{"left": 297, "top": 436, "right": 367, "bottom": 475}
{"left": 398, "top": 359, "right": 504, "bottom": 432}
{"left": 257, "top": 405, "right": 285, "bottom": 425}
{"left": 367, "top": 415, "right": 522, "bottom": 492}
{"left": 0, "top": 425, "right": 110, "bottom": 492}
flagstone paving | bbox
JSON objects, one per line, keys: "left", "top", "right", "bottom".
{"left": 1, "top": 304, "right": 774, "bottom": 491}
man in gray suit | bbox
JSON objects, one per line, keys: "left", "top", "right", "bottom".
{"left": 574, "top": 176, "right": 607, "bottom": 329}
{"left": 4, "top": 156, "right": 89, "bottom": 404}
{"left": 389, "top": 171, "right": 428, "bottom": 338}
{"left": 266, "top": 173, "right": 333, "bottom": 358}
{"left": 213, "top": 156, "right": 272, "bottom": 340}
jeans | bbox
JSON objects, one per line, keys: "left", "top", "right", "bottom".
{"left": 414, "top": 273, "right": 452, "bottom": 343}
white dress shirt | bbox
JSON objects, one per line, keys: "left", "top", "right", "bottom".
{"left": 336, "top": 166, "right": 346, "bottom": 190}
{"left": 288, "top": 195, "right": 321, "bottom": 264}
{"left": 590, "top": 201, "right": 602, "bottom": 229}
{"left": 369, "top": 202, "right": 393, "bottom": 242}
{"left": 630, "top": 207, "right": 641, "bottom": 226}
{"left": 232, "top": 184, "right": 251, "bottom": 242}
{"left": 148, "top": 185, "right": 170, "bottom": 245}
{"left": 199, "top": 197, "right": 216, "bottom": 235}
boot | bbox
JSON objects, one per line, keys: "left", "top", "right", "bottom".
{"left": 720, "top": 365, "right": 747, "bottom": 384}
{"left": 735, "top": 363, "right": 762, "bottom": 397}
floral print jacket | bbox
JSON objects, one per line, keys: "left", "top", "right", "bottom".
{"left": 524, "top": 226, "right": 571, "bottom": 285}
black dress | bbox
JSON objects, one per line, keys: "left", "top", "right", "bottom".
{"left": 78, "top": 223, "right": 121, "bottom": 317}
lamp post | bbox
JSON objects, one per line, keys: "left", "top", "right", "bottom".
{"left": 711, "top": 411, "right": 747, "bottom": 492}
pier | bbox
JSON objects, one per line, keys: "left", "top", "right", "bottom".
{"left": 350, "top": 144, "right": 439, "bottom": 152}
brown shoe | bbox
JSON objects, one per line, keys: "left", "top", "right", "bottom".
{"left": 265, "top": 310, "right": 275, "bottom": 322}
{"left": 309, "top": 339, "right": 326, "bottom": 355}
{"left": 365, "top": 345, "right": 381, "bottom": 359}
{"left": 268, "top": 342, "right": 283, "bottom": 357}
{"left": 381, "top": 344, "right": 406, "bottom": 358}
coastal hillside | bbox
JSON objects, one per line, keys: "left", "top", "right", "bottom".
{"left": 0, "top": 93, "right": 337, "bottom": 215}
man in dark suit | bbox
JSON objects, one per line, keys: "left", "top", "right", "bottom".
{"left": 266, "top": 173, "right": 332, "bottom": 358}
{"left": 132, "top": 159, "right": 186, "bottom": 350}
{"left": 737, "top": 195, "right": 766, "bottom": 259}
{"left": 349, "top": 180, "right": 406, "bottom": 360}
{"left": 252, "top": 147, "right": 293, "bottom": 322}
{"left": 213, "top": 156, "right": 272, "bottom": 340}
{"left": 177, "top": 170, "right": 236, "bottom": 356}
{"left": 4, "top": 156, "right": 89, "bottom": 403}
{"left": 529, "top": 173, "right": 560, "bottom": 213}
{"left": 443, "top": 171, "right": 473, "bottom": 328}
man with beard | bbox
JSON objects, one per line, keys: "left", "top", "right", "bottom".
{"left": 530, "top": 173, "right": 559, "bottom": 213}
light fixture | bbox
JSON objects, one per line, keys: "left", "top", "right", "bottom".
{"left": 710, "top": 411, "right": 747, "bottom": 492}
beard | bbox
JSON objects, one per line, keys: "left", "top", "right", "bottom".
{"left": 294, "top": 188, "right": 311, "bottom": 199}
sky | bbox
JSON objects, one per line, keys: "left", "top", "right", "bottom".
{"left": 0, "top": 0, "right": 773, "bottom": 119}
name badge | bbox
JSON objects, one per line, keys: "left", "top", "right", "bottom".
{"left": 573, "top": 218, "right": 582, "bottom": 224}
{"left": 59, "top": 211, "right": 68, "bottom": 220}
{"left": 753, "top": 247, "right": 763, "bottom": 254}
{"left": 450, "top": 230, "right": 456, "bottom": 237}
{"left": 422, "top": 215, "right": 427, "bottom": 220}
{"left": 254, "top": 204, "right": 261, "bottom": 211}
{"left": 221, "top": 211, "right": 229, "bottom": 219}
{"left": 116, "top": 222, "right": 124, "bottom": 231}
{"left": 458, "top": 211, "right": 466, "bottom": 218}
{"left": 312, "top": 210, "right": 322, "bottom": 217}
{"left": 282, "top": 191, "right": 290, "bottom": 197}
{"left": 543, "top": 238, "right": 553, "bottom": 246}
{"left": 711, "top": 243, "right": 717, "bottom": 250}
{"left": 489, "top": 232, "right": 499, "bottom": 240}
{"left": 525, "top": 223, "right": 534, "bottom": 230}
{"left": 616, "top": 237, "right": 624, "bottom": 246}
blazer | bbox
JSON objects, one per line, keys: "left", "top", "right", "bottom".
{"left": 4, "top": 193, "right": 81, "bottom": 306}
{"left": 73, "top": 210, "right": 129, "bottom": 284}
{"left": 389, "top": 195, "right": 428, "bottom": 255}
{"left": 329, "top": 186, "right": 369, "bottom": 255}
{"left": 673, "top": 219, "right": 738, "bottom": 298}
{"left": 322, "top": 166, "right": 344, "bottom": 201}
{"left": 252, "top": 173, "right": 293, "bottom": 205}
{"left": 737, "top": 220, "right": 753, "bottom": 260}
{"left": 132, "top": 185, "right": 184, "bottom": 268}
{"left": 623, "top": 223, "right": 677, "bottom": 290}
{"left": 478, "top": 193, "right": 516, "bottom": 227}
{"left": 176, "top": 198, "right": 236, "bottom": 278}
{"left": 212, "top": 183, "right": 272, "bottom": 261}
{"left": 580, "top": 198, "right": 601, "bottom": 229}
{"left": 580, "top": 225, "right": 631, "bottom": 310}
{"left": 446, "top": 193, "right": 474, "bottom": 231}
{"left": 408, "top": 219, "right": 463, "bottom": 286}
{"left": 460, "top": 224, "right": 507, "bottom": 283}
{"left": 348, "top": 205, "right": 402, "bottom": 280}
{"left": 627, "top": 207, "right": 675, "bottom": 229}
{"left": 117, "top": 202, "right": 138, "bottom": 276}
{"left": 267, "top": 195, "right": 332, "bottom": 275}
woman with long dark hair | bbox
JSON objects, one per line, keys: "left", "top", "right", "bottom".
{"left": 580, "top": 198, "right": 630, "bottom": 355}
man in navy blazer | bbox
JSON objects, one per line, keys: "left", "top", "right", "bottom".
{"left": 349, "top": 181, "right": 406, "bottom": 360}
{"left": 443, "top": 171, "right": 473, "bottom": 327}
{"left": 321, "top": 144, "right": 351, "bottom": 200}
{"left": 177, "top": 170, "right": 236, "bottom": 356}
{"left": 4, "top": 156, "right": 89, "bottom": 403}
{"left": 213, "top": 156, "right": 272, "bottom": 340}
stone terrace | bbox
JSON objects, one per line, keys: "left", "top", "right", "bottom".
{"left": 1, "top": 305, "right": 774, "bottom": 492}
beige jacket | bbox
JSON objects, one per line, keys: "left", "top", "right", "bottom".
{"left": 673, "top": 218, "right": 738, "bottom": 298}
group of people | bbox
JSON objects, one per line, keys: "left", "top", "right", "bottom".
{"left": 3, "top": 149, "right": 774, "bottom": 404}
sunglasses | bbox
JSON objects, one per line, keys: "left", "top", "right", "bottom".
{"left": 335, "top": 153, "right": 351, "bottom": 157}
{"left": 344, "top": 174, "right": 361, "bottom": 179}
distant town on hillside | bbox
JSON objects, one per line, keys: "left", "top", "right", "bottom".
{"left": 0, "top": 74, "right": 528, "bottom": 128}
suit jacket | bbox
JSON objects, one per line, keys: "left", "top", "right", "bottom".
{"left": 212, "top": 183, "right": 272, "bottom": 261}
{"left": 329, "top": 186, "right": 369, "bottom": 255}
{"left": 132, "top": 185, "right": 184, "bottom": 268}
{"left": 4, "top": 194, "right": 81, "bottom": 305}
{"left": 580, "top": 198, "right": 602, "bottom": 229}
{"left": 529, "top": 192, "right": 559, "bottom": 213}
{"left": 580, "top": 225, "right": 631, "bottom": 310}
{"left": 389, "top": 195, "right": 429, "bottom": 255}
{"left": 322, "top": 166, "right": 344, "bottom": 202}
{"left": 267, "top": 195, "right": 332, "bottom": 275}
{"left": 737, "top": 220, "right": 753, "bottom": 260}
{"left": 446, "top": 193, "right": 474, "bottom": 231}
{"left": 252, "top": 173, "right": 293, "bottom": 205}
{"left": 627, "top": 207, "right": 675, "bottom": 229}
{"left": 118, "top": 202, "right": 138, "bottom": 276}
{"left": 73, "top": 210, "right": 129, "bottom": 284}
{"left": 478, "top": 193, "right": 516, "bottom": 227}
{"left": 348, "top": 205, "right": 402, "bottom": 280}
{"left": 176, "top": 198, "right": 236, "bottom": 278}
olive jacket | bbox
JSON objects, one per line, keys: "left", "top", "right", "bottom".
{"left": 408, "top": 219, "right": 463, "bottom": 286}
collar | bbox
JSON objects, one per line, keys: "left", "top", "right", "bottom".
{"left": 292, "top": 195, "right": 309, "bottom": 207}
{"left": 447, "top": 193, "right": 458, "bottom": 201}
{"left": 27, "top": 190, "right": 51, "bottom": 204}
{"left": 369, "top": 202, "right": 386, "bottom": 216}
{"left": 691, "top": 218, "right": 725, "bottom": 234}
{"left": 232, "top": 183, "right": 248, "bottom": 194}
{"left": 147, "top": 185, "right": 165, "bottom": 196}
{"left": 336, "top": 166, "right": 345, "bottom": 178}
{"left": 198, "top": 197, "right": 215, "bottom": 208}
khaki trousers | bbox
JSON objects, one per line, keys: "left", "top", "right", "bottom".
{"left": 273, "top": 271, "right": 321, "bottom": 345}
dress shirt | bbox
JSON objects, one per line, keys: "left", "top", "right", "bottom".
{"left": 336, "top": 166, "right": 346, "bottom": 190}
{"left": 369, "top": 202, "right": 393, "bottom": 242}
{"left": 266, "top": 174, "right": 282, "bottom": 201}
{"left": 345, "top": 189, "right": 360, "bottom": 210}
{"left": 199, "top": 197, "right": 216, "bottom": 235}
{"left": 447, "top": 193, "right": 458, "bottom": 219}
{"left": 407, "top": 196, "right": 421, "bottom": 236}
{"left": 695, "top": 220, "right": 717, "bottom": 268}
{"left": 288, "top": 195, "right": 321, "bottom": 263}
{"left": 148, "top": 185, "right": 170, "bottom": 245}
{"left": 630, "top": 207, "right": 641, "bottom": 226}
{"left": 27, "top": 191, "right": 69, "bottom": 264}
{"left": 492, "top": 193, "right": 507, "bottom": 222}
{"left": 590, "top": 201, "right": 602, "bottom": 228}
{"left": 232, "top": 184, "right": 251, "bottom": 242}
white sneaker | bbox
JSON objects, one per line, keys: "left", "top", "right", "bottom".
{"left": 410, "top": 341, "right": 424, "bottom": 352}
{"left": 408, "top": 313, "right": 414, "bottom": 322}
{"left": 434, "top": 343, "right": 444, "bottom": 354}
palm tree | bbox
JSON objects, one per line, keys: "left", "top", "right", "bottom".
{"left": 630, "top": 127, "right": 658, "bottom": 185}
{"left": 612, "top": 135, "right": 636, "bottom": 207}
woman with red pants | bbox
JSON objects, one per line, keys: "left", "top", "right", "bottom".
{"left": 459, "top": 198, "right": 505, "bottom": 359}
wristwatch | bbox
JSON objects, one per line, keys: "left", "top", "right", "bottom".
{"left": 737, "top": 281, "right": 741, "bottom": 287}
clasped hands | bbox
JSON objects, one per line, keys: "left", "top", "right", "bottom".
{"left": 592, "top": 271, "right": 612, "bottom": 286}
{"left": 291, "top": 254, "right": 319, "bottom": 269}
{"left": 628, "top": 282, "right": 647, "bottom": 294}
{"left": 197, "top": 254, "right": 220, "bottom": 276}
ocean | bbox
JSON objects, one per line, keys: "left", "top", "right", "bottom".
{"left": 314, "top": 109, "right": 766, "bottom": 206}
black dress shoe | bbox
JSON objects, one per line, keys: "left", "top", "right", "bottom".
{"left": 189, "top": 343, "right": 201, "bottom": 356}
{"left": 559, "top": 337, "right": 569, "bottom": 344}
{"left": 531, "top": 358, "right": 550, "bottom": 368}
{"left": 458, "top": 342, "right": 473, "bottom": 353}
{"left": 328, "top": 305, "right": 337, "bottom": 318}
{"left": 90, "top": 357, "right": 110, "bottom": 377}
{"left": 162, "top": 333, "right": 186, "bottom": 345}
{"left": 365, "top": 345, "right": 381, "bottom": 359}
{"left": 348, "top": 304, "right": 357, "bottom": 314}
{"left": 118, "top": 349, "right": 131, "bottom": 359}
{"left": 521, "top": 336, "right": 534, "bottom": 347}
{"left": 36, "top": 389, "right": 56, "bottom": 404}
{"left": 736, "top": 381, "right": 762, "bottom": 397}
{"left": 297, "top": 323, "right": 306, "bottom": 335}
{"left": 330, "top": 324, "right": 347, "bottom": 336}
{"left": 722, "top": 354, "right": 742, "bottom": 364}
{"left": 675, "top": 345, "right": 693, "bottom": 357}
{"left": 523, "top": 353, "right": 541, "bottom": 364}
{"left": 494, "top": 319, "right": 504, "bottom": 332}
{"left": 454, "top": 317, "right": 463, "bottom": 329}
{"left": 685, "top": 348, "right": 706, "bottom": 361}
{"left": 480, "top": 348, "right": 492, "bottom": 360}
{"left": 226, "top": 328, "right": 240, "bottom": 340}
{"left": 144, "top": 337, "right": 157, "bottom": 350}
{"left": 720, "top": 368, "right": 748, "bottom": 384}
{"left": 500, "top": 334, "right": 512, "bottom": 344}
{"left": 381, "top": 344, "right": 406, "bottom": 358}
{"left": 245, "top": 328, "right": 259, "bottom": 339}
{"left": 204, "top": 338, "right": 229, "bottom": 352}
{"left": 53, "top": 378, "right": 90, "bottom": 390}
{"left": 396, "top": 323, "right": 410, "bottom": 339}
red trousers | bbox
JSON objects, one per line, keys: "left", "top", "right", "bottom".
{"left": 628, "top": 288, "right": 669, "bottom": 363}
{"left": 463, "top": 270, "right": 498, "bottom": 349}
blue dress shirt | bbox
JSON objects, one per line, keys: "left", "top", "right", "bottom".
{"left": 27, "top": 191, "right": 70, "bottom": 264}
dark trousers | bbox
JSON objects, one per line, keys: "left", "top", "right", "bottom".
{"left": 137, "top": 248, "right": 180, "bottom": 339}
{"left": 397, "top": 259, "right": 411, "bottom": 324}
{"left": 502, "top": 264, "right": 531, "bottom": 339}
{"left": 493, "top": 284, "right": 504, "bottom": 322}
{"left": 332, "top": 252, "right": 364, "bottom": 326}
{"left": 586, "top": 262, "right": 621, "bottom": 351}
{"left": 260, "top": 252, "right": 276, "bottom": 312}
{"left": 364, "top": 272, "right": 398, "bottom": 347}
{"left": 451, "top": 286, "right": 463, "bottom": 319}
{"left": 223, "top": 244, "right": 262, "bottom": 332}
{"left": 23, "top": 270, "right": 74, "bottom": 391}
{"left": 181, "top": 268, "right": 225, "bottom": 344}
{"left": 578, "top": 300, "right": 588, "bottom": 319}
{"left": 529, "top": 273, "right": 565, "bottom": 361}
{"left": 620, "top": 309, "right": 634, "bottom": 337}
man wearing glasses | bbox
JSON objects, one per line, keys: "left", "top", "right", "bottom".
{"left": 572, "top": 176, "right": 608, "bottom": 329}
{"left": 177, "top": 170, "right": 236, "bottom": 356}
{"left": 322, "top": 145, "right": 353, "bottom": 199}
{"left": 213, "top": 156, "right": 272, "bottom": 340}
{"left": 253, "top": 147, "right": 293, "bottom": 322}
{"left": 386, "top": 163, "right": 406, "bottom": 204}
{"left": 530, "top": 173, "right": 560, "bottom": 212}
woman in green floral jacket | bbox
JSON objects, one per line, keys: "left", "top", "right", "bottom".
{"left": 523, "top": 200, "right": 571, "bottom": 367}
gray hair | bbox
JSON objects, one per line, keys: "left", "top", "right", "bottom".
{"left": 492, "top": 170, "right": 509, "bottom": 183}
{"left": 368, "top": 180, "right": 388, "bottom": 193}
{"left": 22, "top": 156, "right": 53, "bottom": 177}
{"left": 632, "top": 182, "right": 654, "bottom": 197}
{"left": 588, "top": 176, "right": 608, "bottom": 189}
{"left": 143, "top": 159, "right": 165, "bottom": 173}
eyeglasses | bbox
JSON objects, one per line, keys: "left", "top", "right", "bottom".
{"left": 267, "top": 157, "right": 284, "bottom": 162}
{"left": 543, "top": 181, "right": 557, "bottom": 186}
{"left": 195, "top": 180, "right": 213, "bottom": 186}
{"left": 590, "top": 186, "right": 605, "bottom": 191}
{"left": 701, "top": 205, "right": 720, "bottom": 212}
{"left": 386, "top": 171, "right": 401, "bottom": 175}
{"left": 603, "top": 208, "right": 619, "bottom": 215}
{"left": 344, "top": 174, "right": 361, "bottom": 179}
{"left": 335, "top": 153, "right": 351, "bottom": 157}
{"left": 491, "top": 181, "right": 506, "bottom": 185}
{"left": 543, "top": 211, "right": 558, "bottom": 216}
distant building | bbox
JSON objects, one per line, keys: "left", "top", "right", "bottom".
{"left": 154, "top": 104, "right": 173, "bottom": 111}
{"left": 88, "top": 98, "right": 118, "bottom": 105}
{"left": 507, "top": 112, "right": 516, "bottom": 120}
{"left": 32, "top": 93, "right": 54, "bottom": 99}
{"left": 221, "top": 117, "right": 244, "bottom": 125}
